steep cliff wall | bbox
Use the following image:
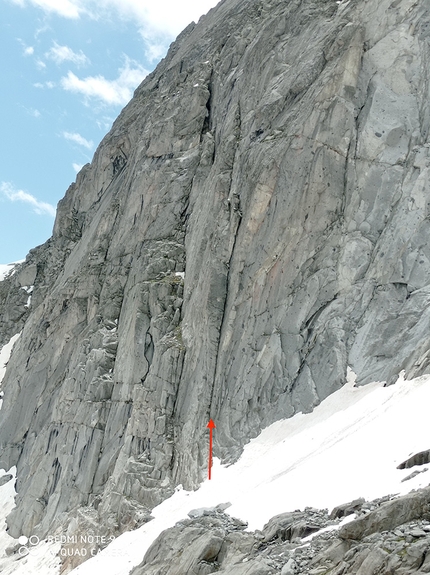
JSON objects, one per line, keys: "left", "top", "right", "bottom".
{"left": 0, "top": 0, "right": 429, "bottom": 552}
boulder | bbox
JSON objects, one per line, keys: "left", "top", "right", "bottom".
{"left": 329, "top": 498, "right": 365, "bottom": 520}
{"left": 398, "top": 449, "right": 430, "bottom": 469}
{"left": 0, "top": 473, "right": 13, "bottom": 487}
{"left": 339, "top": 487, "right": 430, "bottom": 540}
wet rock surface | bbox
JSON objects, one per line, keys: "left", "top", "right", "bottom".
{"left": 0, "top": 0, "right": 429, "bottom": 568}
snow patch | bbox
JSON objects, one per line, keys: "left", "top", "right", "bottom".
{"left": 0, "top": 333, "right": 21, "bottom": 389}
{"left": 0, "top": 261, "right": 24, "bottom": 281}
{"left": 0, "top": 468, "right": 19, "bottom": 570}
{"left": 0, "top": 466, "right": 61, "bottom": 575}
{"left": 0, "top": 265, "right": 16, "bottom": 282}
{"left": 21, "top": 286, "right": 34, "bottom": 308}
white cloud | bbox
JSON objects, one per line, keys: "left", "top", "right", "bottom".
{"left": 36, "top": 59, "right": 46, "bottom": 69}
{"left": 13, "top": 0, "right": 220, "bottom": 37}
{"left": 72, "top": 163, "right": 84, "bottom": 172}
{"left": 46, "top": 42, "right": 89, "bottom": 66}
{"left": 34, "top": 81, "right": 56, "bottom": 89}
{"left": 12, "top": 0, "right": 221, "bottom": 70}
{"left": 20, "top": 104, "right": 41, "bottom": 117}
{"left": 17, "top": 38, "right": 35, "bottom": 56}
{"left": 35, "top": 22, "right": 50, "bottom": 38}
{"left": 11, "top": 0, "right": 81, "bottom": 18}
{"left": 1, "top": 182, "right": 56, "bottom": 217}
{"left": 144, "top": 41, "right": 167, "bottom": 64}
{"left": 90, "top": 0, "right": 220, "bottom": 36}
{"left": 63, "top": 131, "right": 93, "bottom": 149}
{"left": 60, "top": 58, "right": 148, "bottom": 105}
{"left": 96, "top": 116, "right": 114, "bottom": 132}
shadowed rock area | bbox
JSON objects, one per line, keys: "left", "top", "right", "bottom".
{"left": 0, "top": 0, "right": 430, "bottom": 569}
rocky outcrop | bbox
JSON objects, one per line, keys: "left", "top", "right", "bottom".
{"left": 130, "top": 511, "right": 252, "bottom": 575}
{"left": 339, "top": 485, "right": 430, "bottom": 541}
{"left": 311, "top": 488, "right": 430, "bottom": 575}
{"left": 130, "top": 506, "right": 333, "bottom": 575}
{"left": 130, "top": 488, "right": 430, "bottom": 575}
{"left": 398, "top": 449, "right": 430, "bottom": 469}
{"left": 0, "top": 263, "right": 32, "bottom": 347}
{"left": 329, "top": 498, "right": 365, "bottom": 520}
{"left": 0, "top": 0, "right": 430, "bottom": 564}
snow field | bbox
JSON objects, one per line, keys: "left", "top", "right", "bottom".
{"left": 0, "top": 334, "right": 21, "bottom": 394}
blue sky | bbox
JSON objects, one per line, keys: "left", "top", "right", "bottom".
{"left": 0, "top": 0, "right": 219, "bottom": 264}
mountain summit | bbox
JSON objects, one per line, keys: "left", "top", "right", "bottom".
{"left": 0, "top": 0, "right": 429, "bottom": 571}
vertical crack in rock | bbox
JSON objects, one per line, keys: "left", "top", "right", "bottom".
{"left": 201, "top": 70, "right": 213, "bottom": 139}
{"left": 209, "top": 104, "right": 244, "bottom": 423}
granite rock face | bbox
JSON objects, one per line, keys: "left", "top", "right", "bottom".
{"left": 0, "top": 263, "right": 35, "bottom": 347}
{"left": 0, "top": 0, "right": 429, "bottom": 555}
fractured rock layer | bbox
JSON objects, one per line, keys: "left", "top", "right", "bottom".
{"left": 0, "top": 0, "right": 429, "bottom": 551}
{"left": 130, "top": 488, "right": 430, "bottom": 575}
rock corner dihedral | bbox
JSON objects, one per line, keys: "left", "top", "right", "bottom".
{"left": 0, "top": 0, "right": 429, "bottom": 570}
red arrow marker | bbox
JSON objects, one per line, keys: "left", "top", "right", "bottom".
{"left": 207, "top": 419, "right": 216, "bottom": 480}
